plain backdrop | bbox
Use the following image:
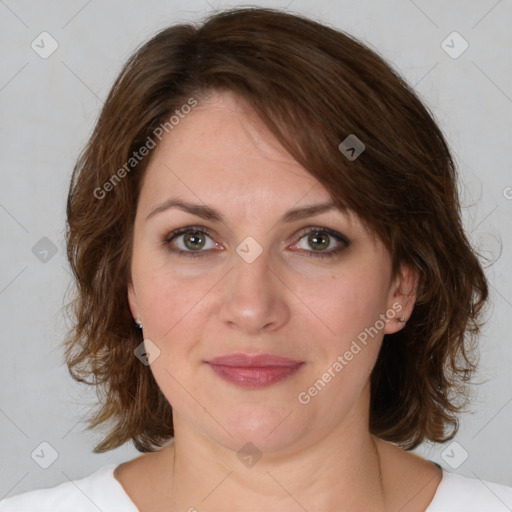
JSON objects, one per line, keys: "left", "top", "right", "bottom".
{"left": 0, "top": 0, "right": 511, "bottom": 498}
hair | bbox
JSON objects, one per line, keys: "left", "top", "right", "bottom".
{"left": 64, "top": 6, "right": 489, "bottom": 453}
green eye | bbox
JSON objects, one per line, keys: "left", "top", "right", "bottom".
{"left": 163, "top": 225, "right": 350, "bottom": 259}
{"left": 163, "top": 226, "right": 219, "bottom": 258}
{"left": 290, "top": 227, "right": 350, "bottom": 259}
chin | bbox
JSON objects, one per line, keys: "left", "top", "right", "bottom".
{"left": 210, "top": 403, "right": 310, "bottom": 454}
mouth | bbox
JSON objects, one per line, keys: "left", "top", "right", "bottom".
{"left": 204, "top": 353, "right": 305, "bottom": 388}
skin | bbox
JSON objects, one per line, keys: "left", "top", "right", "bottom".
{"left": 121, "top": 90, "right": 442, "bottom": 512}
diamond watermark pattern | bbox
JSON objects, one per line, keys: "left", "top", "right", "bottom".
{"left": 441, "top": 31, "right": 469, "bottom": 59}
{"left": 236, "top": 236, "right": 263, "bottom": 264}
{"left": 31, "top": 32, "right": 59, "bottom": 59}
{"left": 338, "top": 134, "right": 365, "bottom": 161}
{"left": 134, "top": 339, "right": 161, "bottom": 366}
{"left": 441, "top": 441, "right": 469, "bottom": 469}
{"left": 32, "top": 237, "right": 58, "bottom": 263}
{"left": 31, "top": 441, "right": 59, "bottom": 469}
{"left": 237, "top": 442, "right": 262, "bottom": 468}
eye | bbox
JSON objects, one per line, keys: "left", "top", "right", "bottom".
{"left": 163, "top": 226, "right": 221, "bottom": 258}
{"left": 289, "top": 227, "right": 350, "bottom": 259}
{"left": 163, "top": 225, "right": 350, "bottom": 259}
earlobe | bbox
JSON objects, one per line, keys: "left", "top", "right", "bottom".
{"left": 384, "top": 264, "right": 420, "bottom": 335}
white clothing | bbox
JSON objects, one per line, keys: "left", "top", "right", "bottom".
{"left": 1, "top": 462, "right": 512, "bottom": 511}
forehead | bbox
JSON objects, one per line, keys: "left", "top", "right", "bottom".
{"left": 140, "top": 92, "right": 335, "bottom": 211}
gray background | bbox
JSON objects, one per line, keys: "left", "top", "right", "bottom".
{"left": 1, "top": 0, "right": 511, "bottom": 499}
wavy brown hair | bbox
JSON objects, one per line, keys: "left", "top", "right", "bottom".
{"left": 64, "top": 7, "right": 489, "bottom": 453}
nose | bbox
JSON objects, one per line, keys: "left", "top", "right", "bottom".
{"left": 218, "top": 244, "right": 291, "bottom": 336}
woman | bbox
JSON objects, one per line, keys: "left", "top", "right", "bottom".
{"left": 2, "top": 6, "right": 511, "bottom": 512}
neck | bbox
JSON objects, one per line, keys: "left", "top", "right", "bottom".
{"left": 158, "top": 419, "right": 387, "bottom": 511}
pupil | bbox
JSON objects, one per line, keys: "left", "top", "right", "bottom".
{"left": 309, "top": 232, "right": 329, "bottom": 250}
{"left": 184, "top": 231, "right": 205, "bottom": 250}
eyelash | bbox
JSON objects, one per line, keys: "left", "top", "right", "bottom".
{"left": 162, "top": 225, "right": 350, "bottom": 260}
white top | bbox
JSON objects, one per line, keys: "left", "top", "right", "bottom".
{"left": 1, "top": 463, "right": 512, "bottom": 511}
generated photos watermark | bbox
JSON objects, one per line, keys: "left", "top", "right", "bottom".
{"left": 93, "top": 97, "right": 198, "bottom": 200}
{"left": 297, "top": 302, "right": 403, "bottom": 405}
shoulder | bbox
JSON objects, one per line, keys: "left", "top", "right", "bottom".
{"left": 376, "top": 439, "right": 512, "bottom": 512}
{"left": 0, "top": 464, "right": 138, "bottom": 512}
{"left": 428, "top": 470, "right": 512, "bottom": 511}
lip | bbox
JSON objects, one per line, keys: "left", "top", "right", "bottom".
{"left": 205, "top": 353, "right": 305, "bottom": 388}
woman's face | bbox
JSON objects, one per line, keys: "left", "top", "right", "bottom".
{"left": 128, "top": 90, "right": 416, "bottom": 453}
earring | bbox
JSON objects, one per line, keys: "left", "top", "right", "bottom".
{"left": 398, "top": 316, "right": 406, "bottom": 324}
{"left": 135, "top": 317, "right": 143, "bottom": 329}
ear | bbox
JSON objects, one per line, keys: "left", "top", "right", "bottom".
{"left": 127, "top": 281, "right": 140, "bottom": 322}
{"left": 384, "top": 263, "right": 420, "bottom": 335}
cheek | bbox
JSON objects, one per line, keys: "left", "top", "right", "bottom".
{"left": 132, "top": 242, "right": 207, "bottom": 332}
{"left": 293, "top": 264, "right": 390, "bottom": 344}
{"left": 135, "top": 267, "right": 210, "bottom": 408}
{"left": 289, "top": 266, "right": 391, "bottom": 396}
{"left": 297, "top": 271, "right": 387, "bottom": 409}
{"left": 139, "top": 272, "right": 204, "bottom": 341}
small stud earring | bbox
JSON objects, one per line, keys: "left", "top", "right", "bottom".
{"left": 398, "top": 316, "right": 406, "bottom": 323}
{"left": 135, "top": 318, "right": 143, "bottom": 329}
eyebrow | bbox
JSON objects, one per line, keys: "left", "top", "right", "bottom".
{"left": 145, "top": 198, "right": 341, "bottom": 224}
